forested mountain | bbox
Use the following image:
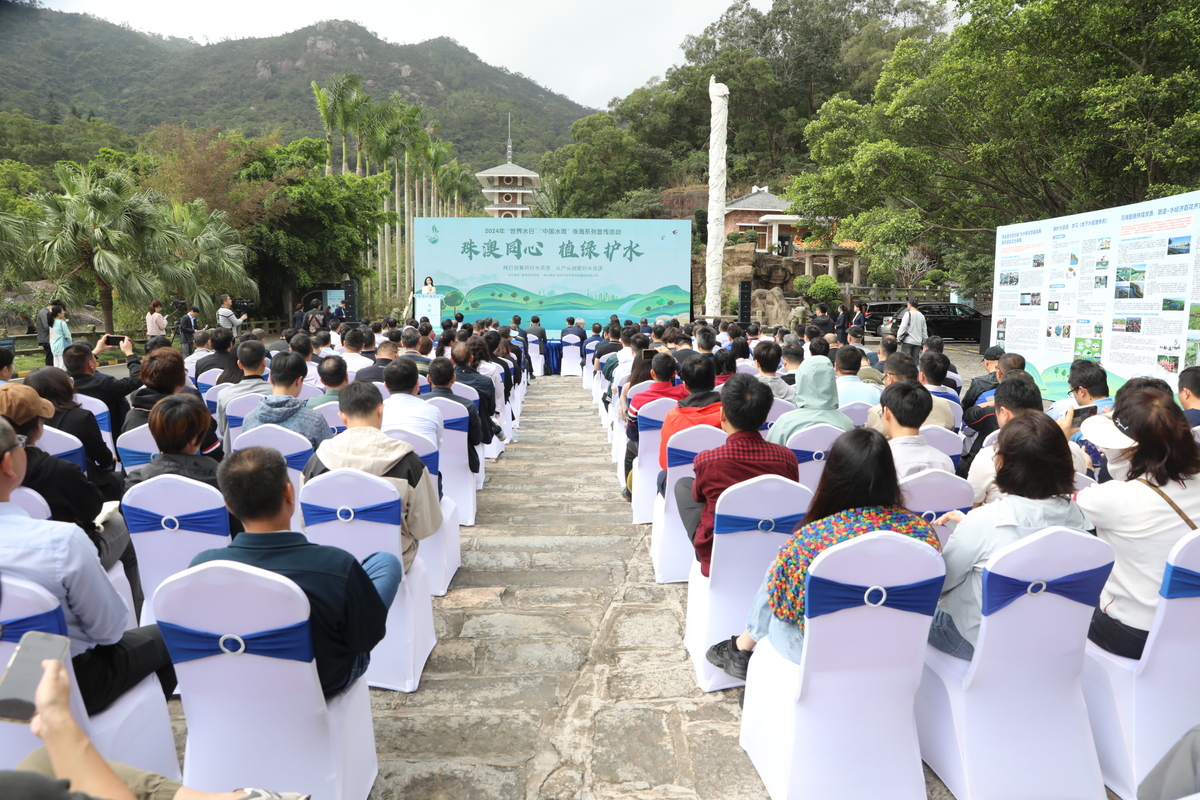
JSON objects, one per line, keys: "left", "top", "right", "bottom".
{"left": 0, "top": 1, "right": 592, "bottom": 169}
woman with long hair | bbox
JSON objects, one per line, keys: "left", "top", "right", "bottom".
{"left": 23, "top": 366, "right": 120, "bottom": 497}
{"left": 706, "top": 427, "right": 940, "bottom": 675}
{"left": 713, "top": 348, "right": 737, "bottom": 387}
{"left": 146, "top": 300, "right": 167, "bottom": 338}
{"left": 48, "top": 306, "right": 71, "bottom": 369}
{"left": 421, "top": 276, "right": 437, "bottom": 295}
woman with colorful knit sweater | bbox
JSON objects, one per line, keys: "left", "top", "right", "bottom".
{"left": 706, "top": 427, "right": 942, "bottom": 677}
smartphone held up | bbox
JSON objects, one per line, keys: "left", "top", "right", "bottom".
{"left": 0, "top": 631, "right": 70, "bottom": 723}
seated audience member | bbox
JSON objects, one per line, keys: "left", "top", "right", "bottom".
{"left": 919, "top": 350, "right": 962, "bottom": 406}
{"left": 126, "top": 394, "right": 221, "bottom": 491}
{"left": 268, "top": 328, "right": 293, "bottom": 354}
{"left": 752, "top": 340, "right": 795, "bottom": 402}
{"left": 707, "top": 428, "right": 941, "bottom": 675}
{"left": 929, "top": 411, "right": 1089, "bottom": 659}
{"left": 865, "top": 355, "right": 956, "bottom": 432}
{"left": 658, "top": 356, "right": 723, "bottom": 471}
{"left": 64, "top": 337, "right": 142, "bottom": 432}
{"left": 353, "top": 339, "right": 396, "bottom": 384}
{"left": 624, "top": 353, "right": 688, "bottom": 497}
{"left": 302, "top": 381, "right": 442, "bottom": 572}
{"left": 398, "top": 328, "right": 431, "bottom": 376}
{"left": 693, "top": 325, "right": 717, "bottom": 360}
{"left": 215, "top": 341, "right": 271, "bottom": 454}
{"left": 23, "top": 366, "right": 120, "bottom": 498}
{"left": 0, "top": 415, "right": 174, "bottom": 714}
{"left": 1047, "top": 358, "right": 1114, "bottom": 426}
{"left": 241, "top": 352, "right": 332, "bottom": 450}
{"left": 306, "top": 355, "right": 349, "bottom": 409}
{"left": 779, "top": 344, "right": 804, "bottom": 386}
{"left": 728, "top": 337, "right": 752, "bottom": 367}
{"left": 338, "top": 328, "right": 375, "bottom": 372}
{"left": 877, "top": 334, "right": 899, "bottom": 366}
{"left": 922, "top": 335, "right": 958, "bottom": 374}
{"left": 962, "top": 345, "right": 1004, "bottom": 409}
{"left": 807, "top": 336, "right": 832, "bottom": 363}
{"left": 712, "top": 348, "right": 737, "bottom": 387}
{"left": 967, "top": 350, "right": 1024, "bottom": 410}
{"left": 766, "top": 356, "right": 854, "bottom": 446}
{"left": 879, "top": 380, "right": 955, "bottom": 477}
{"left": 1074, "top": 380, "right": 1200, "bottom": 659}
{"left": 193, "top": 446, "right": 399, "bottom": 697}
{"left": 144, "top": 336, "right": 173, "bottom": 355}
{"left": 1178, "top": 366, "right": 1200, "bottom": 427}
{"left": 966, "top": 373, "right": 1088, "bottom": 503}
{"left": 833, "top": 344, "right": 881, "bottom": 406}
{"left": 847, "top": 326, "right": 873, "bottom": 361}
{"left": 124, "top": 348, "right": 222, "bottom": 459}
{"left": 469, "top": 336, "right": 506, "bottom": 409}
{"left": 858, "top": 349, "right": 885, "bottom": 386}
{"left": 425, "top": 356, "right": 483, "bottom": 473}
{"left": 195, "top": 329, "right": 234, "bottom": 376}
{"left": 677, "top": 375, "right": 800, "bottom": 577}
{"left": 450, "top": 342, "right": 498, "bottom": 436}
{"left": 0, "top": 346, "right": 12, "bottom": 384}
{"left": 382, "top": 357, "right": 443, "bottom": 449}
{"left": 182, "top": 328, "right": 213, "bottom": 375}
{"left": 958, "top": 352, "right": 1026, "bottom": 473}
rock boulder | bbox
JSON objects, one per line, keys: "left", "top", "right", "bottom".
{"left": 751, "top": 287, "right": 791, "bottom": 327}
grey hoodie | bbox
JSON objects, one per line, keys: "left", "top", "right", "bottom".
{"left": 766, "top": 357, "right": 855, "bottom": 444}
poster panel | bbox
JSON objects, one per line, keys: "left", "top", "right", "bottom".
{"left": 992, "top": 191, "right": 1200, "bottom": 399}
{"left": 413, "top": 218, "right": 692, "bottom": 332}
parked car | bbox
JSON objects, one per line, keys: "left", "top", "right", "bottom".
{"left": 878, "top": 303, "right": 984, "bottom": 341}
{"left": 861, "top": 302, "right": 907, "bottom": 335}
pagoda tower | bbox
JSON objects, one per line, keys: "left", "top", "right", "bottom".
{"left": 475, "top": 116, "right": 540, "bottom": 218}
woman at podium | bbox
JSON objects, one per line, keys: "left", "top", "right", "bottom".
{"left": 421, "top": 276, "right": 437, "bottom": 295}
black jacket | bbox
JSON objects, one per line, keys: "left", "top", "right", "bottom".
{"left": 124, "top": 386, "right": 222, "bottom": 459}
{"left": 178, "top": 313, "right": 197, "bottom": 343}
{"left": 354, "top": 358, "right": 394, "bottom": 385}
{"left": 962, "top": 371, "right": 999, "bottom": 410}
{"left": 195, "top": 351, "right": 232, "bottom": 378}
{"left": 70, "top": 356, "right": 142, "bottom": 433}
{"left": 427, "top": 387, "right": 483, "bottom": 472}
{"left": 47, "top": 406, "right": 122, "bottom": 500}
{"left": 453, "top": 365, "right": 497, "bottom": 439}
{"left": 23, "top": 446, "right": 105, "bottom": 536}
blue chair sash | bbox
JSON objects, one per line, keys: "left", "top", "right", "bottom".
{"left": 327, "top": 423, "right": 347, "bottom": 435}
{"left": 918, "top": 506, "right": 973, "bottom": 524}
{"left": 300, "top": 498, "right": 402, "bottom": 526}
{"left": 444, "top": 416, "right": 470, "bottom": 433}
{"left": 94, "top": 410, "right": 111, "bottom": 433}
{"left": 639, "top": 415, "right": 664, "bottom": 432}
{"left": 791, "top": 448, "right": 829, "bottom": 464}
{"left": 713, "top": 512, "right": 806, "bottom": 535}
{"left": 666, "top": 447, "right": 700, "bottom": 468}
{"left": 981, "top": 562, "right": 1113, "bottom": 616}
{"left": 123, "top": 504, "right": 230, "bottom": 536}
{"left": 58, "top": 446, "right": 87, "bottom": 471}
{"left": 205, "top": 399, "right": 218, "bottom": 413}
{"left": 226, "top": 414, "right": 244, "bottom": 429}
{"left": 159, "top": 619, "right": 314, "bottom": 664}
{"left": 419, "top": 383, "right": 431, "bottom": 394}
{"left": 419, "top": 451, "right": 440, "bottom": 475}
{"left": 805, "top": 574, "right": 944, "bottom": 619}
{"left": 950, "top": 453, "right": 961, "bottom": 468}
{"left": 284, "top": 449, "right": 313, "bottom": 471}
{"left": 0, "top": 606, "right": 68, "bottom": 642}
{"left": 116, "top": 447, "right": 154, "bottom": 468}
{"left": 1161, "top": 563, "right": 1200, "bottom": 599}
{"left": 197, "top": 381, "right": 213, "bottom": 394}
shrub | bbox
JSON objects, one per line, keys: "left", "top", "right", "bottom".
{"left": 867, "top": 264, "right": 897, "bottom": 287}
{"left": 793, "top": 274, "right": 814, "bottom": 294}
{"left": 808, "top": 274, "right": 842, "bottom": 305}
{"left": 924, "top": 268, "right": 947, "bottom": 286}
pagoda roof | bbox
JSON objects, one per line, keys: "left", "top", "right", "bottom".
{"left": 476, "top": 161, "right": 540, "bottom": 179}
{"left": 726, "top": 188, "right": 791, "bottom": 212}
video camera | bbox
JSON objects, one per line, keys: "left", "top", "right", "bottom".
{"left": 169, "top": 299, "right": 188, "bottom": 312}
{"left": 232, "top": 299, "right": 256, "bottom": 315}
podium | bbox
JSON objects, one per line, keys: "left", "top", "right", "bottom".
{"left": 414, "top": 293, "right": 443, "bottom": 322}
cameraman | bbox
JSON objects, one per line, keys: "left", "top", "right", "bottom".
{"left": 215, "top": 294, "right": 247, "bottom": 337}
{"left": 178, "top": 306, "right": 199, "bottom": 357}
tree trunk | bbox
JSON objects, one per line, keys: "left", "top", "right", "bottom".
{"left": 405, "top": 153, "right": 413, "bottom": 299}
{"left": 325, "top": 132, "right": 334, "bottom": 176}
{"left": 356, "top": 139, "right": 364, "bottom": 177}
{"left": 97, "top": 274, "right": 114, "bottom": 333}
{"left": 341, "top": 135, "right": 350, "bottom": 174}
{"left": 382, "top": 195, "right": 390, "bottom": 295}
{"left": 394, "top": 157, "right": 402, "bottom": 296}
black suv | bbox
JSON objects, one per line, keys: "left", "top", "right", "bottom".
{"left": 879, "top": 303, "right": 984, "bottom": 341}
{"left": 861, "top": 302, "right": 906, "bottom": 335}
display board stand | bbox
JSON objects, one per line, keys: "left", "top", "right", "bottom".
{"left": 414, "top": 294, "right": 443, "bottom": 322}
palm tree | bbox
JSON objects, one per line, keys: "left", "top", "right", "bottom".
{"left": 162, "top": 199, "right": 256, "bottom": 319}
{"left": 425, "top": 139, "right": 452, "bottom": 215}
{"left": 352, "top": 96, "right": 380, "bottom": 177}
{"left": 310, "top": 80, "right": 337, "bottom": 176}
{"left": 330, "top": 73, "right": 364, "bottom": 175}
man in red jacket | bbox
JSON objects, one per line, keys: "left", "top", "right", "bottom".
{"left": 658, "top": 356, "right": 722, "bottom": 470}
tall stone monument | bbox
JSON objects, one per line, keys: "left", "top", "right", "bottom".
{"left": 705, "top": 76, "right": 729, "bottom": 318}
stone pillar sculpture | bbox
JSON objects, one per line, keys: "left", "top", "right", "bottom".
{"left": 705, "top": 76, "right": 729, "bottom": 318}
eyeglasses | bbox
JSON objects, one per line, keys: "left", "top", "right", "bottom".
{"left": 2, "top": 435, "right": 27, "bottom": 456}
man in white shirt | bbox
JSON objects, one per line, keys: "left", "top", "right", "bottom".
{"left": 0, "top": 416, "right": 176, "bottom": 714}
{"left": 338, "top": 328, "right": 375, "bottom": 372}
{"left": 182, "top": 329, "right": 213, "bottom": 375}
{"left": 865, "top": 354, "right": 957, "bottom": 432}
{"left": 833, "top": 345, "right": 881, "bottom": 406}
{"left": 879, "top": 380, "right": 955, "bottom": 477}
{"left": 382, "top": 356, "right": 443, "bottom": 450}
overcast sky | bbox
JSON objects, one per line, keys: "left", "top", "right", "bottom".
{"left": 41, "top": 0, "right": 771, "bottom": 109}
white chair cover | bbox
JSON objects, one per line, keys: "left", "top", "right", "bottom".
{"left": 915, "top": 526, "right": 1113, "bottom": 800}
{"left": 10, "top": 486, "right": 51, "bottom": 519}
{"left": 631, "top": 397, "right": 678, "bottom": 525}
{"left": 583, "top": 340, "right": 599, "bottom": 389}
{"left": 982, "top": 428, "right": 1000, "bottom": 449}
{"left": 1074, "top": 472, "right": 1096, "bottom": 491}
{"left": 763, "top": 397, "right": 794, "bottom": 434}
{"left": 195, "top": 368, "right": 222, "bottom": 393}
{"left": 298, "top": 470, "right": 436, "bottom": 693}
{"left": 649, "top": 426, "right": 728, "bottom": 584}
{"left": 899, "top": 468, "right": 974, "bottom": 547}
{"left": 114, "top": 425, "right": 159, "bottom": 472}
{"left": 73, "top": 393, "right": 116, "bottom": 459}
{"left": 1082, "top": 529, "right": 1200, "bottom": 800}
{"left": 613, "top": 380, "right": 653, "bottom": 479}
{"left": 741, "top": 532, "right": 946, "bottom": 800}
{"left": 838, "top": 401, "right": 873, "bottom": 428}
{"left": 949, "top": 399, "right": 965, "bottom": 432}
{"left": 372, "top": 381, "right": 392, "bottom": 400}
{"left": 202, "top": 385, "right": 225, "bottom": 415}
{"left": 561, "top": 334, "right": 582, "bottom": 377}
{"left": 297, "top": 382, "right": 325, "bottom": 403}
{"left": 920, "top": 424, "right": 966, "bottom": 470}
{"left": 154, "top": 562, "right": 376, "bottom": 798}
{"left": 428, "top": 397, "right": 477, "bottom": 527}
{"left": 232, "top": 425, "right": 312, "bottom": 532}
{"left": 735, "top": 363, "right": 758, "bottom": 375}
{"left": 528, "top": 335, "right": 544, "bottom": 377}
{"left": 685, "top": 475, "right": 811, "bottom": 691}
{"left": 314, "top": 402, "right": 345, "bottom": 436}
{"left": 450, "top": 383, "right": 485, "bottom": 490}
{"left": 946, "top": 371, "right": 964, "bottom": 391}
{"left": 783, "top": 423, "right": 844, "bottom": 491}
{"left": 121, "top": 475, "right": 231, "bottom": 625}
{"left": 222, "top": 393, "right": 263, "bottom": 449}
{"left": 38, "top": 426, "right": 87, "bottom": 472}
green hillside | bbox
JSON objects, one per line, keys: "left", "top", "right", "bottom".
{"left": 441, "top": 282, "right": 689, "bottom": 329}
{"left": 0, "top": 2, "right": 593, "bottom": 169}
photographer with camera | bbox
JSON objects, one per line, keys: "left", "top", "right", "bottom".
{"left": 177, "top": 305, "right": 199, "bottom": 357}
{"left": 216, "top": 294, "right": 248, "bottom": 337}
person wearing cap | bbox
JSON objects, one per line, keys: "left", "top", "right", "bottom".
{"left": 1069, "top": 379, "right": 1200, "bottom": 659}
{"left": 962, "top": 345, "right": 1004, "bottom": 409}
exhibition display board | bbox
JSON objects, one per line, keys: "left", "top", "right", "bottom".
{"left": 992, "top": 190, "right": 1200, "bottom": 399}
{"left": 413, "top": 218, "right": 692, "bottom": 332}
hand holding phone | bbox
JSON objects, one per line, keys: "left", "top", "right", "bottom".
{"left": 104, "top": 335, "right": 123, "bottom": 347}
{"left": 1073, "top": 404, "right": 1099, "bottom": 426}
{"left": 0, "top": 631, "right": 70, "bottom": 723}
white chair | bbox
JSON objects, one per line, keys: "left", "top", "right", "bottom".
{"left": 631, "top": 397, "right": 677, "bottom": 525}
{"left": 1193, "top": 425, "right": 1200, "bottom": 446}
{"left": 202, "top": 385, "right": 225, "bottom": 415}
{"left": 195, "top": 368, "right": 222, "bottom": 393}
{"left": 39, "top": 426, "right": 87, "bottom": 471}
{"left": 299, "top": 470, "right": 436, "bottom": 692}
{"left": 740, "top": 532, "right": 946, "bottom": 800}
{"left": 735, "top": 363, "right": 758, "bottom": 375}
{"left": 899, "top": 468, "right": 974, "bottom": 547}
{"left": 783, "top": 423, "right": 844, "bottom": 490}
{"left": 763, "top": 397, "right": 794, "bottom": 433}
{"left": 838, "top": 400, "right": 873, "bottom": 428}
{"left": 121, "top": 475, "right": 231, "bottom": 626}
{"left": 372, "top": 381, "right": 391, "bottom": 400}
{"left": 528, "top": 335, "right": 544, "bottom": 377}
{"left": 115, "top": 425, "right": 159, "bottom": 471}
{"left": 428, "top": 397, "right": 476, "bottom": 527}
{"left": 314, "top": 402, "right": 346, "bottom": 435}
{"left": 297, "top": 383, "right": 324, "bottom": 403}
{"left": 1082, "top": 530, "right": 1200, "bottom": 800}
{"left": 74, "top": 393, "right": 116, "bottom": 459}
{"left": 222, "top": 393, "right": 263, "bottom": 449}
{"left": 915, "top": 527, "right": 1113, "bottom": 800}
{"left": 450, "top": 383, "right": 484, "bottom": 490}
{"left": 561, "top": 334, "right": 582, "bottom": 377}
{"left": 685, "top": 475, "right": 811, "bottom": 692}
{"left": 650, "top": 426, "right": 728, "bottom": 584}
{"left": 921, "top": 424, "right": 966, "bottom": 470}
{"left": 1074, "top": 472, "right": 1096, "bottom": 491}
{"left": 233, "top": 425, "right": 313, "bottom": 532}
{"left": 612, "top": 380, "right": 652, "bottom": 478}
{"left": 154, "top": 561, "right": 376, "bottom": 799}
{"left": 982, "top": 428, "right": 1000, "bottom": 449}
{"left": 583, "top": 340, "right": 599, "bottom": 390}
{"left": 949, "top": 399, "right": 965, "bottom": 432}
{"left": 10, "top": 486, "right": 51, "bottom": 519}
{"left": 946, "top": 371, "right": 964, "bottom": 392}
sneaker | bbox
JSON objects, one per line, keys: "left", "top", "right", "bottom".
{"left": 706, "top": 636, "right": 752, "bottom": 680}
{"left": 620, "top": 488, "right": 632, "bottom": 502}
{"left": 238, "top": 790, "right": 311, "bottom": 800}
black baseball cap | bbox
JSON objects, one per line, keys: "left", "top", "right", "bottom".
{"left": 983, "top": 345, "right": 1005, "bottom": 360}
